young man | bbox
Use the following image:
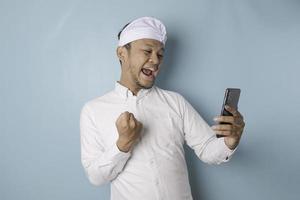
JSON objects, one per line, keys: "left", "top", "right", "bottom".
{"left": 80, "top": 16, "right": 245, "bottom": 200}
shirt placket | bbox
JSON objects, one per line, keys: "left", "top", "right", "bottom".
{"left": 139, "top": 99, "right": 165, "bottom": 200}
{"left": 150, "top": 156, "right": 164, "bottom": 200}
{"left": 128, "top": 96, "right": 137, "bottom": 115}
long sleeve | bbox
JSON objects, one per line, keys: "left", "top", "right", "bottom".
{"left": 80, "top": 104, "right": 131, "bottom": 186}
{"left": 179, "top": 95, "right": 236, "bottom": 164}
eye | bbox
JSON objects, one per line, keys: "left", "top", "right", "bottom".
{"left": 143, "top": 50, "right": 152, "bottom": 55}
{"left": 158, "top": 54, "right": 164, "bottom": 59}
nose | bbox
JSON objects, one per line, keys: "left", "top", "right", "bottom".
{"left": 149, "top": 53, "right": 160, "bottom": 65}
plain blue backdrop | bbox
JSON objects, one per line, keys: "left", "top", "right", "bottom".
{"left": 1, "top": 0, "right": 299, "bottom": 199}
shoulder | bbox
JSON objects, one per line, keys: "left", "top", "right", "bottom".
{"left": 81, "top": 90, "right": 116, "bottom": 114}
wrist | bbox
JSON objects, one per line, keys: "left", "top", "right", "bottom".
{"left": 224, "top": 137, "right": 239, "bottom": 150}
{"left": 116, "top": 139, "right": 132, "bottom": 153}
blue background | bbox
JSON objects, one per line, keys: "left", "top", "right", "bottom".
{"left": 1, "top": 0, "right": 299, "bottom": 199}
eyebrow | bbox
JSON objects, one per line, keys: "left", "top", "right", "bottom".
{"left": 144, "top": 44, "right": 165, "bottom": 52}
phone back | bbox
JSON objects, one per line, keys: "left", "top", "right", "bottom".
{"left": 221, "top": 88, "right": 241, "bottom": 116}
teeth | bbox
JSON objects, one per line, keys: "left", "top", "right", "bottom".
{"left": 142, "top": 68, "right": 152, "bottom": 76}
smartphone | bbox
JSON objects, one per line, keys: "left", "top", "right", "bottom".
{"left": 221, "top": 88, "right": 241, "bottom": 116}
{"left": 217, "top": 88, "right": 241, "bottom": 138}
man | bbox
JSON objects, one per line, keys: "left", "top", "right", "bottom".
{"left": 80, "top": 16, "right": 245, "bottom": 200}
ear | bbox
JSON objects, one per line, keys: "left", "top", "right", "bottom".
{"left": 116, "top": 47, "right": 127, "bottom": 64}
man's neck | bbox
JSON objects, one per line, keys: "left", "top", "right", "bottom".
{"left": 117, "top": 80, "right": 141, "bottom": 96}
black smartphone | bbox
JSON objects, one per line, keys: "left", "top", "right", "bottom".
{"left": 221, "top": 88, "right": 241, "bottom": 116}
{"left": 217, "top": 88, "right": 241, "bottom": 138}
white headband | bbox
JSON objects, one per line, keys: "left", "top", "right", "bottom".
{"left": 118, "top": 16, "right": 167, "bottom": 47}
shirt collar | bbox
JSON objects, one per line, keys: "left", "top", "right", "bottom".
{"left": 114, "top": 81, "right": 153, "bottom": 100}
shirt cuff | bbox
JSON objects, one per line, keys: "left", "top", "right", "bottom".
{"left": 109, "top": 142, "right": 131, "bottom": 165}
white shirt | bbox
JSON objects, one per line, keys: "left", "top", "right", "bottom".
{"left": 80, "top": 82, "right": 235, "bottom": 200}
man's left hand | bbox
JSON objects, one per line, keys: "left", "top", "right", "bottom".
{"left": 211, "top": 105, "right": 245, "bottom": 150}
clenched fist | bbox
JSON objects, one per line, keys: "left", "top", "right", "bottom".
{"left": 115, "top": 111, "right": 143, "bottom": 152}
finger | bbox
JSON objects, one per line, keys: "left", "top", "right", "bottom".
{"left": 127, "top": 112, "right": 136, "bottom": 121}
{"left": 128, "top": 113, "right": 135, "bottom": 126}
{"left": 134, "top": 119, "right": 144, "bottom": 133}
{"left": 129, "top": 113, "right": 138, "bottom": 124}
{"left": 214, "top": 118, "right": 244, "bottom": 131}
{"left": 214, "top": 130, "right": 232, "bottom": 136}
{"left": 237, "top": 111, "right": 244, "bottom": 120}
{"left": 120, "top": 111, "right": 130, "bottom": 120}
{"left": 138, "top": 122, "right": 143, "bottom": 130}
{"left": 226, "top": 105, "right": 244, "bottom": 120}
{"left": 235, "top": 118, "right": 245, "bottom": 128}
{"left": 214, "top": 116, "right": 235, "bottom": 124}
{"left": 131, "top": 113, "right": 138, "bottom": 121}
{"left": 128, "top": 113, "right": 133, "bottom": 119}
{"left": 118, "top": 112, "right": 132, "bottom": 128}
{"left": 211, "top": 124, "right": 233, "bottom": 131}
{"left": 224, "top": 105, "right": 239, "bottom": 117}
{"left": 116, "top": 111, "right": 128, "bottom": 124}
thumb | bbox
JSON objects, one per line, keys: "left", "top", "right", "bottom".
{"left": 129, "top": 114, "right": 136, "bottom": 128}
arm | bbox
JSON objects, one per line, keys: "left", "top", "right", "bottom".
{"left": 179, "top": 95, "right": 236, "bottom": 164}
{"left": 80, "top": 105, "right": 131, "bottom": 186}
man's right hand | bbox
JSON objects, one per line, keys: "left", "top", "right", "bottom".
{"left": 115, "top": 111, "right": 143, "bottom": 152}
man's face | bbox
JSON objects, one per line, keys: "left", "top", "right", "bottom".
{"left": 119, "top": 39, "right": 165, "bottom": 90}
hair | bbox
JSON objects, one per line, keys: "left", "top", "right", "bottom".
{"left": 118, "top": 22, "right": 132, "bottom": 65}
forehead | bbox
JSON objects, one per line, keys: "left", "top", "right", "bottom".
{"left": 131, "top": 39, "right": 164, "bottom": 51}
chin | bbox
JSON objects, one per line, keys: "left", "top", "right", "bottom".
{"left": 142, "top": 84, "right": 154, "bottom": 89}
{"left": 137, "top": 80, "right": 154, "bottom": 89}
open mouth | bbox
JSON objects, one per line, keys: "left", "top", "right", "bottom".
{"left": 141, "top": 68, "right": 154, "bottom": 77}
